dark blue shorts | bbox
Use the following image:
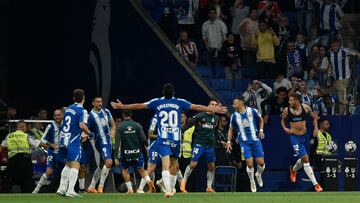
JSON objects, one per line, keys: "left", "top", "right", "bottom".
{"left": 120, "top": 154, "right": 145, "bottom": 169}
{"left": 289, "top": 134, "right": 309, "bottom": 157}
{"left": 191, "top": 144, "right": 216, "bottom": 163}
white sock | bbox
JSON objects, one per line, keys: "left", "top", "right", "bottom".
{"left": 125, "top": 181, "right": 132, "bottom": 190}
{"left": 303, "top": 162, "right": 318, "bottom": 185}
{"left": 257, "top": 164, "right": 265, "bottom": 175}
{"left": 99, "top": 165, "right": 110, "bottom": 187}
{"left": 79, "top": 178, "right": 85, "bottom": 190}
{"left": 246, "top": 167, "right": 255, "bottom": 182}
{"left": 161, "top": 170, "right": 171, "bottom": 192}
{"left": 144, "top": 175, "right": 151, "bottom": 183}
{"left": 177, "top": 170, "right": 183, "bottom": 183}
{"left": 89, "top": 167, "right": 101, "bottom": 189}
{"left": 293, "top": 158, "right": 303, "bottom": 172}
{"left": 67, "top": 168, "right": 79, "bottom": 193}
{"left": 138, "top": 178, "right": 147, "bottom": 190}
{"left": 207, "top": 171, "right": 214, "bottom": 189}
{"left": 34, "top": 173, "right": 48, "bottom": 192}
{"left": 170, "top": 175, "right": 177, "bottom": 190}
{"left": 58, "top": 166, "right": 71, "bottom": 192}
{"left": 183, "top": 165, "right": 193, "bottom": 182}
{"left": 149, "top": 172, "right": 155, "bottom": 182}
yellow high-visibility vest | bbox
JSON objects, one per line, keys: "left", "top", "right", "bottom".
{"left": 316, "top": 130, "right": 332, "bottom": 155}
{"left": 6, "top": 130, "right": 31, "bottom": 158}
{"left": 180, "top": 126, "right": 195, "bottom": 158}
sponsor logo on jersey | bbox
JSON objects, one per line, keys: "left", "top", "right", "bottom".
{"left": 125, "top": 126, "right": 136, "bottom": 134}
{"left": 124, "top": 149, "right": 140, "bottom": 154}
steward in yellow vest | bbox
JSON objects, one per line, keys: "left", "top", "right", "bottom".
{"left": 0, "top": 120, "right": 45, "bottom": 193}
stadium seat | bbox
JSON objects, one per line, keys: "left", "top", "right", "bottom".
{"left": 203, "top": 77, "right": 212, "bottom": 87}
{"left": 242, "top": 65, "right": 256, "bottom": 78}
{"left": 234, "top": 79, "right": 250, "bottom": 91}
{"left": 215, "top": 66, "right": 226, "bottom": 78}
{"left": 212, "top": 79, "right": 232, "bottom": 90}
{"left": 196, "top": 65, "right": 212, "bottom": 78}
{"left": 214, "top": 166, "right": 237, "bottom": 192}
{"left": 215, "top": 90, "right": 233, "bottom": 106}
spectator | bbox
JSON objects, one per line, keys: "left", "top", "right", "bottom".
{"left": 221, "top": 33, "right": 243, "bottom": 80}
{"left": 208, "top": 0, "right": 229, "bottom": 23}
{"left": 214, "top": 115, "right": 229, "bottom": 166}
{"left": 37, "top": 109, "right": 48, "bottom": 120}
{"left": 261, "top": 86, "right": 289, "bottom": 124}
{"left": 257, "top": 0, "right": 281, "bottom": 25}
{"left": 176, "top": 30, "right": 199, "bottom": 68}
{"left": 115, "top": 116, "right": 123, "bottom": 127}
{"left": 312, "top": 45, "right": 333, "bottom": 93}
{"left": 273, "top": 74, "right": 292, "bottom": 91}
{"left": 313, "top": 94, "right": 338, "bottom": 117}
{"left": 202, "top": 7, "right": 228, "bottom": 77}
{"left": 239, "top": 8, "right": 259, "bottom": 66}
{"left": 308, "top": 45, "right": 321, "bottom": 69}
{"left": 316, "top": 0, "right": 353, "bottom": 46}
{"left": 274, "top": 15, "right": 294, "bottom": 60}
{"left": 296, "top": 33, "right": 320, "bottom": 58}
{"left": 328, "top": 38, "right": 360, "bottom": 114}
{"left": 158, "top": 7, "right": 179, "bottom": 43}
{"left": 251, "top": 20, "right": 280, "bottom": 79}
{"left": 174, "top": 0, "right": 197, "bottom": 38}
{"left": 295, "top": 80, "right": 314, "bottom": 107}
{"left": 295, "top": 0, "right": 316, "bottom": 39}
{"left": 243, "top": 79, "right": 273, "bottom": 114}
{"left": 230, "top": 0, "right": 249, "bottom": 40}
{"left": 284, "top": 40, "right": 309, "bottom": 78}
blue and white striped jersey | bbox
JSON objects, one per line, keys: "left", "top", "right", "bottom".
{"left": 60, "top": 103, "right": 88, "bottom": 146}
{"left": 329, "top": 48, "right": 358, "bottom": 80}
{"left": 41, "top": 121, "right": 62, "bottom": 153}
{"left": 148, "top": 114, "right": 158, "bottom": 147}
{"left": 145, "top": 97, "right": 192, "bottom": 142}
{"left": 230, "top": 107, "right": 261, "bottom": 142}
{"left": 88, "top": 108, "right": 113, "bottom": 145}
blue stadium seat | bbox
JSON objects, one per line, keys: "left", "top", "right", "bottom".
{"left": 214, "top": 166, "right": 237, "bottom": 192}
{"left": 203, "top": 77, "right": 212, "bottom": 87}
{"left": 212, "top": 79, "right": 232, "bottom": 90}
{"left": 262, "top": 79, "right": 275, "bottom": 88}
{"left": 215, "top": 90, "right": 233, "bottom": 106}
{"left": 242, "top": 65, "right": 256, "bottom": 78}
{"left": 215, "top": 66, "right": 226, "bottom": 78}
{"left": 234, "top": 79, "right": 250, "bottom": 91}
{"left": 196, "top": 65, "right": 212, "bottom": 78}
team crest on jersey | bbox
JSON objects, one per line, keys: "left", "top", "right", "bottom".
{"left": 242, "top": 119, "right": 250, "bottom": 127}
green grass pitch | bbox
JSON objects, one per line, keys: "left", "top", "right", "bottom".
{"left": 0, "top": 192, "right": 360, "bottom": 203}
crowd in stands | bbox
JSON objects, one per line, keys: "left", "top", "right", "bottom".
{"left": 144, "top": 0, "right": 360, "bottom": 116}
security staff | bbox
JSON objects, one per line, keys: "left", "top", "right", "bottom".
{"left": 0, "top": 120, "right": 46, "bottom": 193}
{"left": 314, "top": 117, "right": 333, "bottom": 186}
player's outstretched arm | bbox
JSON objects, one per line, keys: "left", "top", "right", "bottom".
{"left": 111, "top": 99, "right": 148, "bottom": 110}
{"left": 190, "top": 104, "right": 227, "bottom": 114}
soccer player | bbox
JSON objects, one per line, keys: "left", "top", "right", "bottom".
{"left": 226, "top": 96, "right": 266, "bottom": 192}
{"left": 114, "top": 110, "right": 155, "bottom": 193}
{"left": 281, "top": 93, "right": 323, "bottom": 192}
{"left": 111, "top": 83, "right": 227, "bottom": 197}
{"left": 180, "top": 98, "right": 220, "bottom": 193}
{"left": 86, "top": 96, "right": 116, "bottom": 193}
{"left": 56, "top": 89, "right": 94, "bottom": 197}
{"left": 136, "top": 114, "right": 160, "bottom": 193}
{"left": 33, "top": 109, "right": 65, "bottom": 193}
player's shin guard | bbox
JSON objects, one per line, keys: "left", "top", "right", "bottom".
{"left": 161, "top": 171, "right": 171, "bottom": 192}
{"left": 207, "top": 171, "right": 214, "bottom": 189}
{"left": 293, "top": 158, "right": 303, "bottom": 172}
{"left": 177, "top": 170, "right": 183, "bottom": 183}
{"left": 246, "top": 166, "right": 255, "bottom": 182}
{"left": 183, "top": 165, "right": 193, "bottom": 182}
{"left": 58, "top": 166, "right": 71, "bottom": 192}
{"left": 257, "top": 164, "right": 265, "bottom": 174}
{"left": 125, "top": 181, "right": 133, "bottom": 190}
{"left": 89, "top": 167, "right": 101, "bottom": 189}
{"left": 67, "top": 168, "right": 79, "bottom": 193}
{"left": 303, "top": 162, "right": 318, "bottom": 185}
{"left": 99, "top": 165, "right": 110, "bottom": 187}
